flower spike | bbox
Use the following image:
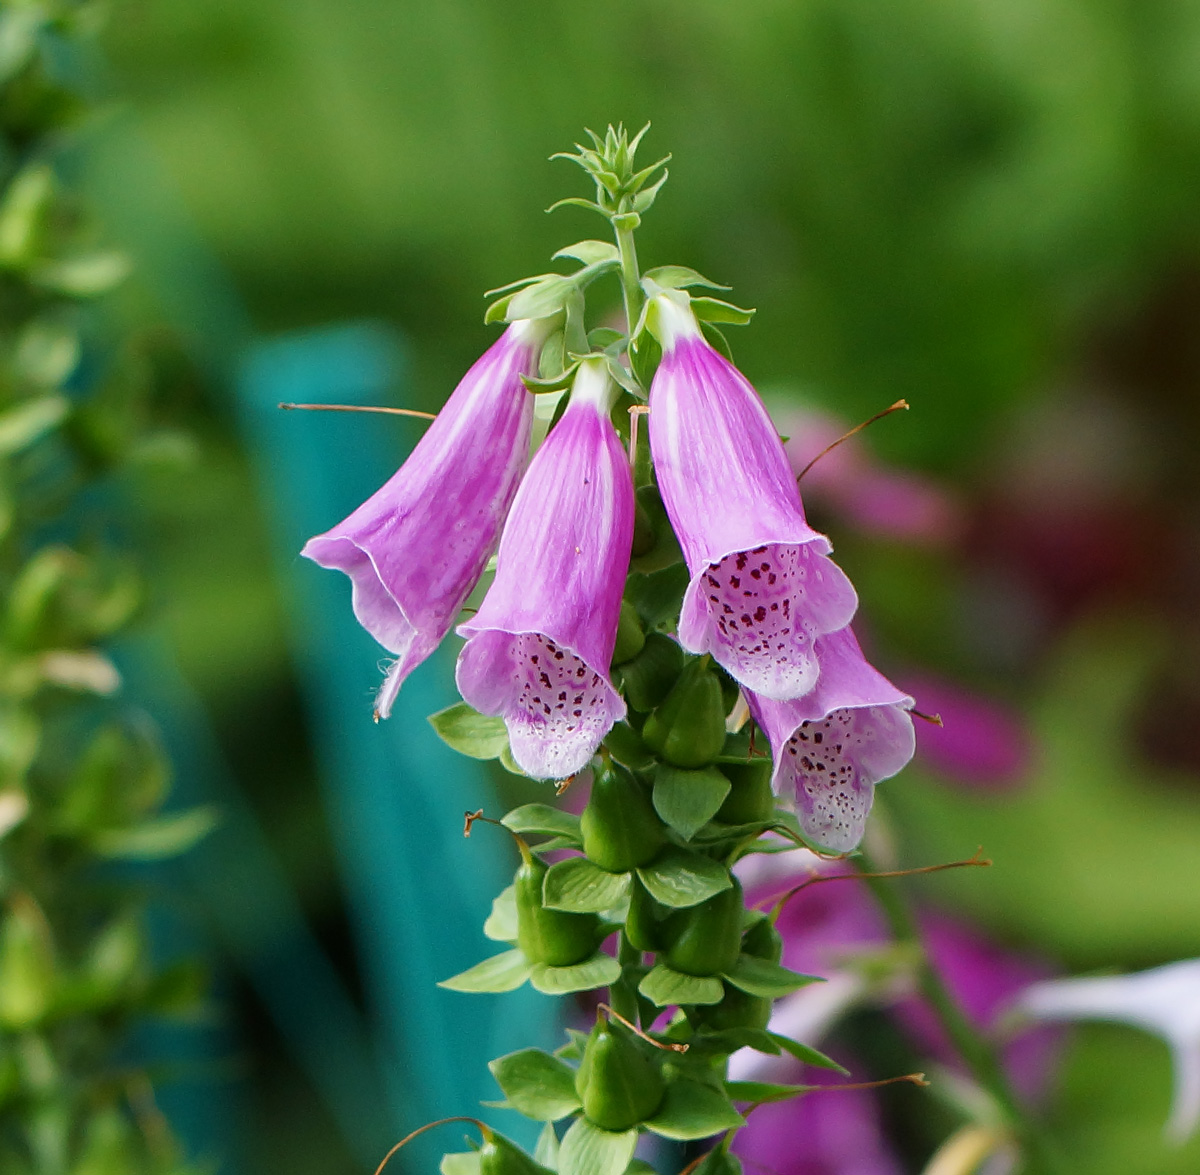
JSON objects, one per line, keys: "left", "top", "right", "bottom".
{"left": 647, "top": 291, "right": 858, "bottom": 700}
{"left": 747, "top": 627, "right": 915, "bottom": 853}
{"left": 456, "top": 359, "right": 634, "bottom": 779}
{"left": 302, "top": 319, "right": 549, "bottom": 718}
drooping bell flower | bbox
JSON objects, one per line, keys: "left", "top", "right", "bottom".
{"left": 456, "top": 359, "right": 633, "bottom": 780}
{"left": 302, "top": 318, "right": 548, "bottom": 719}
{"left": 746, "top": 626, "right": 915, "bottom": 852}
{"left": 647, "top": 292, "right": 857, "bottom": 700}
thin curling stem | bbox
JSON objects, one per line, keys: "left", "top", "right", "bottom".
{"left": 857, "top": 850, "right": 1063, "bottom": 1175}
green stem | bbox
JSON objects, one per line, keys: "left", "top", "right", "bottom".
{"left": 610, "top": 932, "right": 642, "bottom": 1025}
{"left": 858, "top": 854, "right": 1062, "bottom": 1175}
{"left": 613, "top": 213, "right": 643, "bottom": 343}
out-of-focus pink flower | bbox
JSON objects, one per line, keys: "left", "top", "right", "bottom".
{"left": 732, "top": 1068, "right": 903, "bottom": 1175}
{"left": 779, "top": 404, "right": 965, "bottom": 547}
{"left": 456, "top": 360, "right": 633, "bottom": 780}
{"left": 906, "top": 674, "right": 1035, "bottom": 790}
{"left": 747, "top": 627, "right": 915, "bottom": 852}
{"left": 647, "top": 293, "right": 857, "bottom": 701}
{"left": 303, "top": 319, "right": 547, "bottom": 718}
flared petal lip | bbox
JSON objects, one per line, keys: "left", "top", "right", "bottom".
{"left": 302, "top": 533, "right": 413, "bottom": 652}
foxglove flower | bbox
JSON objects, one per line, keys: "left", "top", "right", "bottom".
{"left": 302, "top": 319, "right": 546, "bottom": 719}
{"left": 647, "top": 292, "right": 857, "bottom": 700}
{"left": 1020, "top": 959, "right": 1200, "bottom": 1141}
{"left": 456, "top": 360, "right": 633, "bottom": 780}
{"left": 747, "top": 627, "right": 915, "bottom": 852}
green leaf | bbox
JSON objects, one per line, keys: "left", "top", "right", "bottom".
{"left": 439, "top": 949, "right": 531, "bottom": 993}
{"left": 489, "top": 1049, "right": 582, "bottom": 1121}
{"left": 440, "top": 1153, "right": 481, "bottom": 1175}
{"left": 0, "top": 396, "right": 68, "bottom": 457}
{"left": 698, "top": 321, "right": 733, "bottom": 362}
{"left": 642, "top": 266, "right": 730, "bottom": 292}
{"left": 484, "top": 885, "right": 518, "bottom": 943}
{"left": 726, "top": 1080, "right": 817, "bottom": 1105}
{"left": 688, "top": 1026, "right": 781, "bottom": 1058}
{"left": 769, "top": 1033, "right": 849, "bottom": 1074}
{"left": 632, "top": 170, "right": 669, "bottom": 214}
{"left": 15, "top": 322, "right": 79, "bottom": 387}
{"left": 689, "top": 297, "right": 755, "bottom": 326}
{"left": 92, "top": 807, "right": 218, "bottom": 860}
{"left": 721, "top": 955, "right": 821, "bottom": 999}
{"left": 529, "top": 951, "right": 621, "bottom": 995}
{"left": 653, "top": 765, "right": 730, "bottom": 840}
{"left": 553, "top": 240, "right": 619, "bottom": 266}
{"left": 534, "top": 1122, "right": 560, "bottom": 1169}
{"left": 638, "top": 964, "right": 724, "bottom": 1008}
{"left": 643, "top": 1080, "right": 745, "bottom": 1140}
{"left": 33, "top": 252, "right": 132, "bottom": 297}
{"left": 637, "top": 847, "right": 732, "bottom": 909}
{"left": 507, "top": 275, "right": 574, "bottom": 321}
{"left": 503, "top": 804, "right": 582, "bottom": 842}
{"left": 543, "top": 857, "right": 631, "bottom": 913}
{"left": 557, "top": 1118, "right": 636, "bottom": 1175}
{"left": 429, "top": 702, "right": 509, "bottom": 760}
{"left": 692, "top": 1149, "right": 743, "bottom": 1175}
{"left": 555, "top": 1026, "right": 591, "bottom": 1062}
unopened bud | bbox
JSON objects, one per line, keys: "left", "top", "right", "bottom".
{"left": 575, "top": 1018, "right": 664, "bottom": 1131}
{"left": 611, "top": 600, "right": 646, "bottom": 666}
{"left": 580, "top": 760, "right": 666, "bottom": 873}
{"left": 615, "top": 633, "right": 683, "bottom": 713}
{"left": 642, "top": 659, "right": 727, "bottom": 768}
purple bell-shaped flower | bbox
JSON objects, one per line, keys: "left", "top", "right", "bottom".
{"left": 303, "top": 319, "right": 548, "bottom": 718}
{"left": 647, "top": 292, "right": 858, "bottom": 701}
{"left": 456, "top": 359, "right": 634, "bottom": 780}
{"left": 747, "top": 626, "right": 915, "bottom": 853}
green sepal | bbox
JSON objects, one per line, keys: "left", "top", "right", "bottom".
{"left": 429, "top": 702, "right": 509, "bottom": 760}
{"left": 534, "top": 1122, "right": 560, "bottom": 1169}
{"left": 503, "top": 804, "right": 582, "bottom": 844}
{"left": 521, "top": 361, "right": 581, "bottom": 395}
{"left": 626, "top": 1163, "right": 658, "bottom": 1175}
{"left": 642, "top": 1080, "right": 745, "bottom": 1140}
{"left": 692, "top": 1149, "right": 743, "bottom": 1175}
{"left": 769, "top": 1032, "right": 849, "bottom": 1074}
{"left": 589, "top": 326, "right": 624, "bottom": 349}
{"left": 440, "top": 1152, "right": 481, "bottom": 1175}
{"left": 638, "top": 963, "right": 724, "bottom": 1008}
{"left": 538, "top": 330, "right": 567, "bottom": 381}
{"left": 653, "top": 765, "right": 730, "bottom": 840}
{"left": 553, "top": 240, "right": 619, "bottom": 266}
{"left": 529, "top": 952, "right": 621, "bottom": 996}
{"left": 720, "top": 955, "right": 821, "bottom": 999}
{"left": 557, "top": 1118, "right": 636, "bottom": 1175}
{"left": 632, "top": 170, "right": 669, "bottom": 214}
{"left": 489, "top": 1048, "right": 582, "bottom": 1121}
{"left": 602, "top": 723, "right": 655, "bottom": 771}
{"left": 628, "top": 331, "right": 661, "bottom": 392}
{"left": 689, "top": 297, "right": 755, "bottom": 325}
{"left": 499, "top": 743, "right": 530, "bottom": 777}
{"left": 636, "top": 847, "right": 731, "bottom": 909}
{"left": 642, "top": 265, "right": 730, "bottom": 292}
{"left": 726, "top": 1080, "right": 815, "bottom": 1105}
{"left": 479, "top": 1130, "right": 557, "bottom": 1175}
{"left": 543, "top": 857, "right": 631, "bottom": 914}
{"left": 555, "top": 1027, "right": 591, "bottom": 1062}
{"left": 483, "top": 885, "right": 518, "bottom": 943}
{"left": 439, "top": 949, "right": 531, "bottom": 994}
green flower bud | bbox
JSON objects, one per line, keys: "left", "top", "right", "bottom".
{"left": 624, "top": 874, "right": 666, "bottom": 953}
{"left": 641, "top": 659, "right": 727, "bottom": 769}
{"left": 480, "top": 1129, "right": 554, "bottom": 1175}
{"left": 664, "top": 877, "right": 744, "bottom": 977}
{"left": 580, "top": 760, "right": 666, "bottom": 873}
{"left": 574, "top": 1019, "right": 665, "bottom": 1131}
{"left": 611, "top": 599, "right": 646, "bottom": 667}
{"left": 616, "top": 633, "right": 684, "bottom": 713}
{"left": 514, "top": 851, "right": 601, "bottom": 967}
{"left": 716, "top": 759, "right": 775, "bottom": 825}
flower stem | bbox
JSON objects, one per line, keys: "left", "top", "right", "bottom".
{"left": 614, "top": 215, "right": 643, "bottom": 343}
{"left": 611, "top": 931, "right": 642, "bottom": 1025}
{"left": 857, "top": 851, "right": 1063, "bottom": 1175}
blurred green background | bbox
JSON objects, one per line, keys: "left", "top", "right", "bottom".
{"left": 85, "top": 0, "right": 1200, "bottom": 1171}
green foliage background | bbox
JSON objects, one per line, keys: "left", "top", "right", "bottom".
{"left": 68, "top": 0, "right": 1200, "bottom": 1171}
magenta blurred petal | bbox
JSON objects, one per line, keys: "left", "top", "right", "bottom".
{"left": 648, "top": 295, "right": 857, "bottom": 699}
{"left": 303, "top": 320, "right": 544, "bottom": 717}
{"left": 748, "top": 627, "right": 915, "bottom": 852}
{"left": 731, "top": 1062, "right": 903, "bottom": 1175}
{"left": 456, "top": 361, "right": 633, "bottom": 779}
{"left": 907, "top": 674, "right": 1034, "bottom": 789}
